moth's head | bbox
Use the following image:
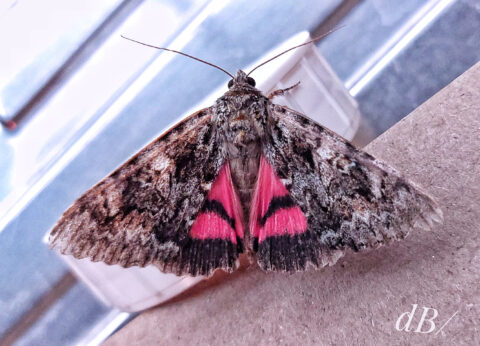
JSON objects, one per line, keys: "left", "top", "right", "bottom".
{"left": 227, "top": 70, "right": 256, "bottom": 89}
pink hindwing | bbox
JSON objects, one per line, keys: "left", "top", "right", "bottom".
{"left": 250, "top": 155, "right": 307, "bottom": 243}
{"left": 190, "top": 162, "right": 244, "bottom": 244}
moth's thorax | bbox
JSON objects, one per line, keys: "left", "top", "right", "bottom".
{"left": 215, "top": 90, "right": 268, "bottom": 142}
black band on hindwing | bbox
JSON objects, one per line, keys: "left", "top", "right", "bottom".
{"left": 259, "top": 195, "right": 296, "bottom": 226}
{"left": 201, "top": 199, "right": 236, "bottom": 230}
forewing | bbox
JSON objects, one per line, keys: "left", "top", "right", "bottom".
{"left": 253, "top": 104, "right": 443, "bottom": 271}
{"left": 49, "top": 108, "right": 241, "bottom": 276}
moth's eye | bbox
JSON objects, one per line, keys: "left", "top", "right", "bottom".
{"left": 228, "top": 79, "right": 234, "bottom": 88}
{"left": 247, "top": 77, "right": 256, "bottom": 87}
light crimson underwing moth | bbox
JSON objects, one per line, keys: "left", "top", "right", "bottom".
{"left": 49, "top": 37, "right": 443, "bottom": 277}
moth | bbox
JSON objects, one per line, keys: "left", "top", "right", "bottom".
{"left": 49, "top": 36, "right": 443, "bottom": 277}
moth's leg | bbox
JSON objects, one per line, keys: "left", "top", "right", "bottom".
{"left": 268, "top": 81, "right": 300, "bottom": 99}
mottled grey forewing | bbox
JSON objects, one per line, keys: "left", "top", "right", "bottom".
{"left": 258, "top": 104, "right": 443, "bottom": 271}
{"left": 49, "top": 108, "right": 239, "bottom": 276}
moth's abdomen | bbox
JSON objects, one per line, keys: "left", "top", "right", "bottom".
{"left": 227, "top": 140, "right": 261, "bottom": 212}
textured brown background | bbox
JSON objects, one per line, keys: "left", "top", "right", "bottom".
{"left": 105, "top": 62, "right": 480, "bottom": 346}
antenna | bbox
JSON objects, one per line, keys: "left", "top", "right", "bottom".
{"left": 247, "top": 27, "right": 344, "bottom": 76}
{"left": 121, "top": 35, "right": 234, "bottom": 78}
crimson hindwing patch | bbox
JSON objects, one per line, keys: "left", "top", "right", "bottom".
{"left": 250, "top": 156, "right": 310, "bottom": 271}
{"left": 187, "top": 162, "right": 244, "bottom": 272}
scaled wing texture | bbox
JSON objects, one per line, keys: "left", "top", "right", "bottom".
{"left": 50, "top": 109, "right": 243, "bottom": 276}
{"left": 252, "top": 104, "right": 443, "bottom": 271}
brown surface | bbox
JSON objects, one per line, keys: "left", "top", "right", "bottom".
{"left": 105, "top": 62, "right": 480, "bottom": 346}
